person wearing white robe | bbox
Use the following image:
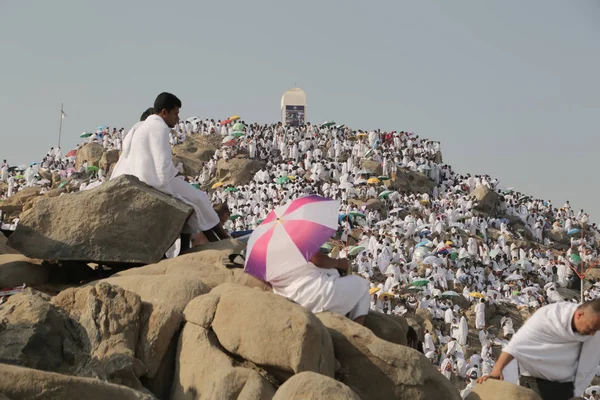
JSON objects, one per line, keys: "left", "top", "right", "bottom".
{"left": 440, "top": 355, "right": 454, "bottom": 380}
{"left": 457, "top": 315, "right": 469, "bottom": 346}
{"left": 110, "top": 93, "right": 221, "bottom": 244}
{"left": 423, "top": 330, "right": 435, "bottom": 353}
{"left": 479, "top": 300, "right": 600, "bottom": 399}
{"left": 475, "top": 299, "right": 486, "bottom": 330}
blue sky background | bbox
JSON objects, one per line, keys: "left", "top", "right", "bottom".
{"left": 1, "top": 0, "right": 598, "bottom": 217}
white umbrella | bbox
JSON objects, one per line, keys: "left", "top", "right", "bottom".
{"left": 506, "top": 274, "right": 523, "bottom": 281}
{"left": 422, "top": 256, "right": 443, "bottom": 266}
{"left": 222, "top": 135, "right": 234, "bottom": 143}
{"left": 543, "top": 282, "right": 555, "bottom": 291}
{"left": 389, "top": 208, "right": 403, "bottom": 214}
{"left": 392, "top": 220, "right": 403, "bottom": 226}
{"left": 585, "top": 386, "right": 600, "bottom": 395}
{"left": 375, "top": 220, "right": 388, "bottom": 227}
{"left": 522, "top": 287, "right": 539, "bottom": 294}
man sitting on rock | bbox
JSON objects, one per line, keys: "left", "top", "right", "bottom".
{"left": 111, "top": 92, "right": 229, "bottom": 246}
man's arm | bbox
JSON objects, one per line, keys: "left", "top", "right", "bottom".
{"left": 477, "top": 352, "right": 514, "bottom": 383}
{"left": 574, "top": 335, "right": 600, "bottom": 396}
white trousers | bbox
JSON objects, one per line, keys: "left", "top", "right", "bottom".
{"left": 167, "top": 177, "right": 219, "bottom": 234}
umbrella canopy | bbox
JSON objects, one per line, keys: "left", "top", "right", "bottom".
{"left": 585, "top": 386, "right": 600, "bottom": 395}
{"left": 407, "top": 286, "right": 425, "bottom": 291}
{"left": 348, "top": 246, "right": 365, "bottom": 256}
{"left": 224, "top": 187, "right": 239, "bottom": 192}
{"left": 80, "top": 132, "right": 93, "bottom": 138}
{"left": 191, "top": 183, "right": 200, "bottom": 189}
{"left": 522, "top": 287, "right": 538, "bottom": 294}
{"left": 379, "top": 292, "right": 395, "bottom": 299}
{"left": 223, "top": 140, "right": 238, "bottom": 147}
{"left": 469, "top": 292, "right": 484, "bottom": 299}
{"left": 211, "top": 182, "right": 224, "bottom": 189}
{"left": 442, "top": 291, "right": 459, "bottom": 297}
{"left": 229, "top": 115, "right": 241, "bottom": 121}
{"left": 232, "top": 122, "right": 245, "bottom": 132}
{"left": 570, "top": 254, "right": 582, "bottom": 265}
{"left": 422, "top": 256, "right": 442, "bottom": 265}
{"left": 357, "top": 169, "right": 370, "bottom": 175}
{"left": 66, "top": 150, "right": 77, "bottom": 158}
{"left": 378, "top": 190, "right": 393, "bottom": 199}
{"left": 220, "top": 119, "right": 231, "bottom": 125}
{"left": 568, "top": 228, "right": 580, "bottom": 235}
{"left": 244, "top": 195, "right": 339, "bottom": 281}
{"left": 321, "top": 121, "right": 336, "bottom": 127}
{"left": 348, "top": 211, "right": 365, "bottom": 218}
{"left": 411, "top": 278, "right": 430, "bottom": 287}
{"left": 367, "top": 177, "right": 380, "bottom": 185}
{"left": 506, "top": 274, "right": 523, "bottom": 281}
{"left": 229, "top": 214, "right": 242, "bottom": 221}
{"left": 97, "top": 125, "right": 107, "bottom": 131}
{"left": 58, "top": 181, "right": 68, "bottom": 189}
{"left": 369, "top": 287, "right": 381, "bottom": 295}
{"left": 222, "top": 135, "right": 235, "bottom": 143}
{"left": 378, "top": 176, "right": 390, "bottom": 181}
{"left": 87, "top": 166, "right": 99, "bottom": 172}
{"left": 276, "top": 176, "right": 290, "bottom": 185}
{"left": 232, "top": 131, "right": 245, "bottom": 137}
{"left": 15, "top": 175, "right": 25, "bottom": 180}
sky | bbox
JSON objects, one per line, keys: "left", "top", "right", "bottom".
{"left": 1, "top": 1, "right": 599, "bottom": 217}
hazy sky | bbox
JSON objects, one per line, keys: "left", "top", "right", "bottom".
{"left": 1, "top": 1, "right": 599, "bottom": 217}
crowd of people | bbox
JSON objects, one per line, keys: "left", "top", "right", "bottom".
{"left": 2, "top": 94, "right": 600, "bottom": 399}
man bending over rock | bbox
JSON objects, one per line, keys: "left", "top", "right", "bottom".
{"left": 111, "top": 92, "right": 229, "bottom": 246}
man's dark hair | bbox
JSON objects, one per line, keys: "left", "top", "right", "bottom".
{"left": 579, "top": 298, "right": 600, "bottom": 313}
{"left": 153, "top": 92, "right": 182, "bottom": 113}
{"left": 140, "top": 108, "right": 155, "bottom": 121}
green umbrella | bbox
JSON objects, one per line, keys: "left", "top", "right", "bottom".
{"left": 348, "top": 246, "right": 366, "bottom": 256}
{"left": 276, "top": 176, "right": 290, "bottom": 185}
{"left": 321, "top": 121, "right": 336, "bottom": 127}
{"left": 87, "top": 166, "right": 99, "bottom": 172}
{"left": 410, "top": 278, "right": 430, "bottom": 287}
{"left": 378, "top": 190, "right": 393, "bottom": 199}
{"left": 232, "top": 131, "right": 245, "bottom": 137}
{"left": 229, "top": 214, "right": 241, "bottom": 221}
{"left": 224, "top": 187, "right": 239, "bottom": 192}
{"left": 378, "top": 176, "right": 390, "bottom": 181}
{"left": 570, "top": 254, "right": 582, "bottom": 265}
{"left": 450, "top": 252, "right": 458, "bottom": 261}
{"left": 191, "top": 183, "right": 200, "bottom": 189}
{"left": 407, "top": 286, "right": 425, "bottom": 291}
{"left": 232, "top": 122, "right": 246, "bottom": 132}
{"left": 348, "top": 211, "right": 365, "bottom": 218}
{"left": 15, "top": 175, "right": 24, "bottom": 179}
{"left": 321, "top": 243, "right": 333, "bottom": 250}
{"left": 80, "top": 132, "right": 92, "bottom": 138}
{"left": 58, "top": 181, "right": 68, "bottom": 189}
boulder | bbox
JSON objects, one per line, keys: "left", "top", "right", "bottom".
{"left": 362, "top": 160, "right": 382, "bottom": 176}
{"left": 52, "top": 283, "right": 146, "bottom": 388}
{"left": 76, "top": 142, "right": 105, "bottom": 170}
{"left": 0, "top": 234, "right": 18, "bottom": 254}
{"left": 0, "top": 289, "right": 85, "bottom": 374}
{"left": 364, "top": 311, "right": 408, "bottom": 346}
{"left": 8, "top": 175, "right": 192, "bottom": 264}
{"left": 216, "top": 157, "right": 265, "bottom": 187}
{"left": 0, "top": 187, "right": 41, "bottom": 213}
{"left": 172, "top": 136, "right": 218, "bottom": 176}
{"left": 0, "top": 254, "right": 49, "bottom": 288}
{"left": 364, "top": 199, "right": 386, "bottom": 213}
{"left": 466, "top": 380, "right": 541, "bottom": 400}
{"left": 0, "top": 363, "right": 156, "bottom": 400}
{"left": 170, "top": 323, "right": 276, "bottom": 400}
{"left": 98, "top": 274, "right": 210, "bottom": 313}
{"left": 273, "top": 371, "right": 361, "bottom": 400}
{"left": 317, "top": 312, "right": 461, "bottom": 400}
{"left": 550, "top": 229, "right": 571, "bottom": 246}
{"left": 99, "top": 149, "right": 120, "bottom": 171}
{"left": 113, "top": 239, "right": 271, "bottom": 292}
{"left": 471, "top": 186, "right": 500, "bottom": 216}
{"left": 390, "top": 169, "right": 435, "bottom": 194}
{"left": 137, "top": 303, "right": 183, "bottom": 378}
{"left": 201, "top": 283, "right": 335, "bottom": 379}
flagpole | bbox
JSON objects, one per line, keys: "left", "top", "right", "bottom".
{"left": 58, "top": 103, "right": 64, "bottom": 149}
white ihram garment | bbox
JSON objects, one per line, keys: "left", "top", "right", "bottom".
{"left": 111, "top": 116, "right": 218, "bottom": 233}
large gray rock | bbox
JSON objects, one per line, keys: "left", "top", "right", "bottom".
{"left": 0, "top": 363, "right": 156, "bottom": 400}
{"left": 471, "top": 186, "right": 501, "bottom": 215}
{"left": 172, "top": 136, "right": 218, "bottom": 176}
{"left": 0, "top": 234, "right": 18, "bottom": 255}
{"left": 317, "top": 312, "right": 461, "bottom": 400}
{"left": 466, "top": 379, "right": 541, "bottom": 400}
{"left": 215, "top": 157, "right": 265, "bottom": 187}
{"left": 76, "top": 142, "right": 105, "bottom": 170}
{"left": 390, "top": 169, "right": 435, "bottom": 194}
{"left": 171, "top": 323, "right": 276, "bottom": 400}
{"left": 8, "top": 175, "right": 192, "bottom": 264}
{"left": 0, "top": 187, "right": 41, "bottom": 213}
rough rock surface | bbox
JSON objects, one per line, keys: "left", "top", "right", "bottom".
{"left": 8, "top": 175, "right": 192, "bottom": 264}
{"left": 471, "top": 186, "right": 501, "bottom": 215}
{"left": 52, "top": 283, "right": 146, "bottom": 388}
{"left": 198, "top": 283, "right": 335, "bottom": 379}
{"left": 364, "top": 311, "right": 408, "bottom": 346}
{"left": 273, "top": 371, "right": 361, "bottom": 400}
{"left": 362, "top": 160, "right": 383, "bottom": 176}
{"left": 0, "top": 254, "right": 49, "bottom": 288}
{"left": 113, "top": 239, "right": 271, "bottom": 291}
{"left": 0, "top": 363, "right": 156, "bottom": 400}
{"left": 390, "top": 169, "right": 435, "bottom": 194}
{"left": 99, "top": 149, "right": 120, "bottom": 171}
{"left": 215, "top": 157, "right": 265, "bottom": 187}
{"left": 466, "top": 380, "right": 542, "bottom": 400}
{"left": 317, "top": 312, "right": 461, "bottom": 400}
{"left": 171, "top": 323, "right": 276, "bottom": 400}
{"left": 0, "top": 187, "right": 41, "bottom": 213}
{"left": 76, "top": 142, "right": 105, "bottom": 170}
{"left": 0, "top": 234, "right": 18, "bottom": 255}
{"left": 172, "top": 136, "right": 218, "bottom": 176}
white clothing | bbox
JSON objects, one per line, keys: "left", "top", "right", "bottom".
{"left": 475, "top": 302, "right": 486, "bottom": 329}
{"left": 504, "top": 302, "right": 600, "bottom": 396}
{"left": 271, "top": 262, "right": 370, "bottom": 320}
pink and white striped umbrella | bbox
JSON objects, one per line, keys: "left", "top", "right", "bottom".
{"left": 244, "top": 195, "right": 340, "bottom": 282}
